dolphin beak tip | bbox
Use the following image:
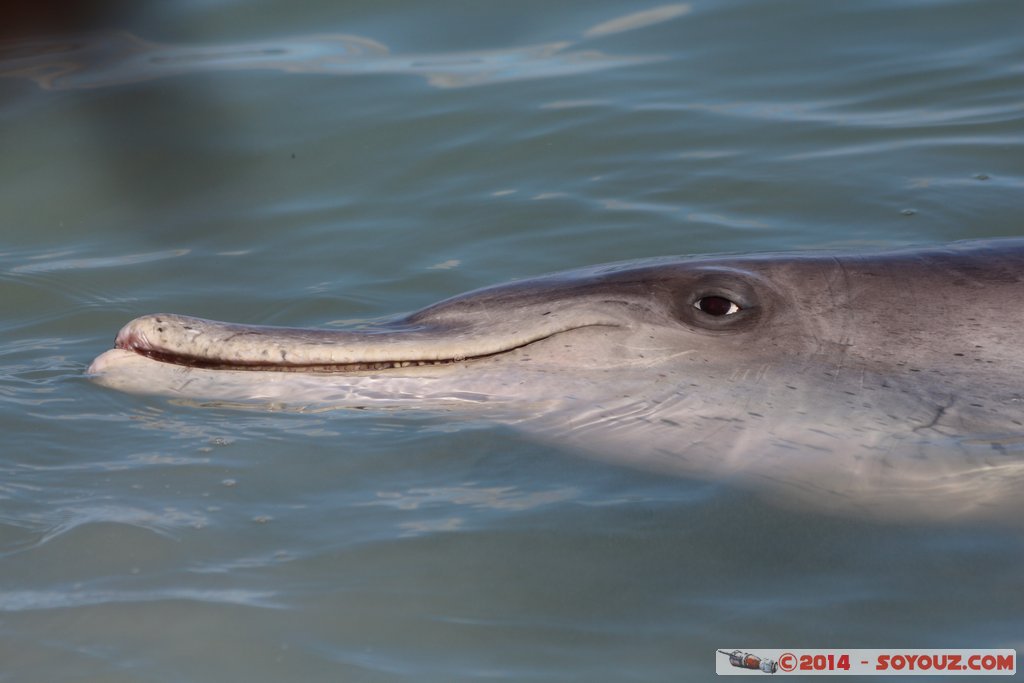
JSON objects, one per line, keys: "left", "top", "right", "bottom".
{"left": 114, "top": 317, "right": 152, "bottom": 352}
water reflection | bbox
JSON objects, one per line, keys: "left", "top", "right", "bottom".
{"left": 361, "top": 483, "right": 581, "bottom": 537}
{"left": 0, "top": 587, "right": 279, "bottom": 611}
{"left": 0, "top": 4, "right": 693, "bottom": 91}
{"left": 364, "top": 484, "right": 579, "bottom": 511}
{"left": 584, "top": 3, "right": 691, "bottom": 38}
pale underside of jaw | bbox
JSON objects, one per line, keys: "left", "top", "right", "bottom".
{"left": 86, "top": 347, "right": 536, "bottom": 409}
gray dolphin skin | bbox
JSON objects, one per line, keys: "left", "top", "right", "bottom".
{"left": 89, "top": 239, "right": 1024, "bottom": 523}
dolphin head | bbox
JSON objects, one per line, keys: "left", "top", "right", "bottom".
{"left": 91, "top": 256, "right": 819, "bottom": 392}
{"left": 89, "top": 241, "right": 1024, "bottom": 523}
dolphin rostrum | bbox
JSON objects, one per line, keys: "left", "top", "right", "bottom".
{"left": 89, "top": 239, "right": 1024, "bottom": 523}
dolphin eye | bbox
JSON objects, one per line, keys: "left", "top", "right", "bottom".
{"left": 694, "top": 295, "right": 740, "bottom": 316}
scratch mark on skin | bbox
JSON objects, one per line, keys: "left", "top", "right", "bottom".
{"left": 222, "top": 331, "right": 261, "bottom": 343}
{"left": 610, "top": 348, "right": 697, "bottom": 368}
{"left": 832, "top": 352, "right": 846, "bottom": 384}
{"left": 617, "top": 343, "right": 684, "bottom": 353}
{"left": 913, "top": 396, "right": 957, "bottom": 435}
{"left": 478, "top": 301, "right": 495, "bottom": 324}
{"left": 826, "top": 256, "right": 855, "bottom": 384}
{"left": 731, "top": 367, "right": 753, "bottom": 383}
{"left": 674, "top": 421, "right": 731, "bottom": 463}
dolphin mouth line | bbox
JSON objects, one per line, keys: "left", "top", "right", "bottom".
{"left": 115, "top": 324, "right": 615, "bottom": 373}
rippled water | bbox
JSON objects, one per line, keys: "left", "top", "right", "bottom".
{"left": 2, "top": 1, "right": 1022, "bottom": 680}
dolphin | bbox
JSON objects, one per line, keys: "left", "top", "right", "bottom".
{"left": 89, "top": 239, "right": 1024, "bottom": 523}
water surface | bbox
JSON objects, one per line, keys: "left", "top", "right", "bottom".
{"left": 1, "top": 1, "right": 1022, "bottom": 680}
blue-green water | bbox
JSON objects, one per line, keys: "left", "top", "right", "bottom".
{"left": 1, "top": 1, "right": 1022, "bottom": 680}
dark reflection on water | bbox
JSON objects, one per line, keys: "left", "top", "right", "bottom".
{"left": 2, "top": 0, "right": 136, "bottom": 41}
{"left": 0, "top": 3, "right": 682, "bottom": 92}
